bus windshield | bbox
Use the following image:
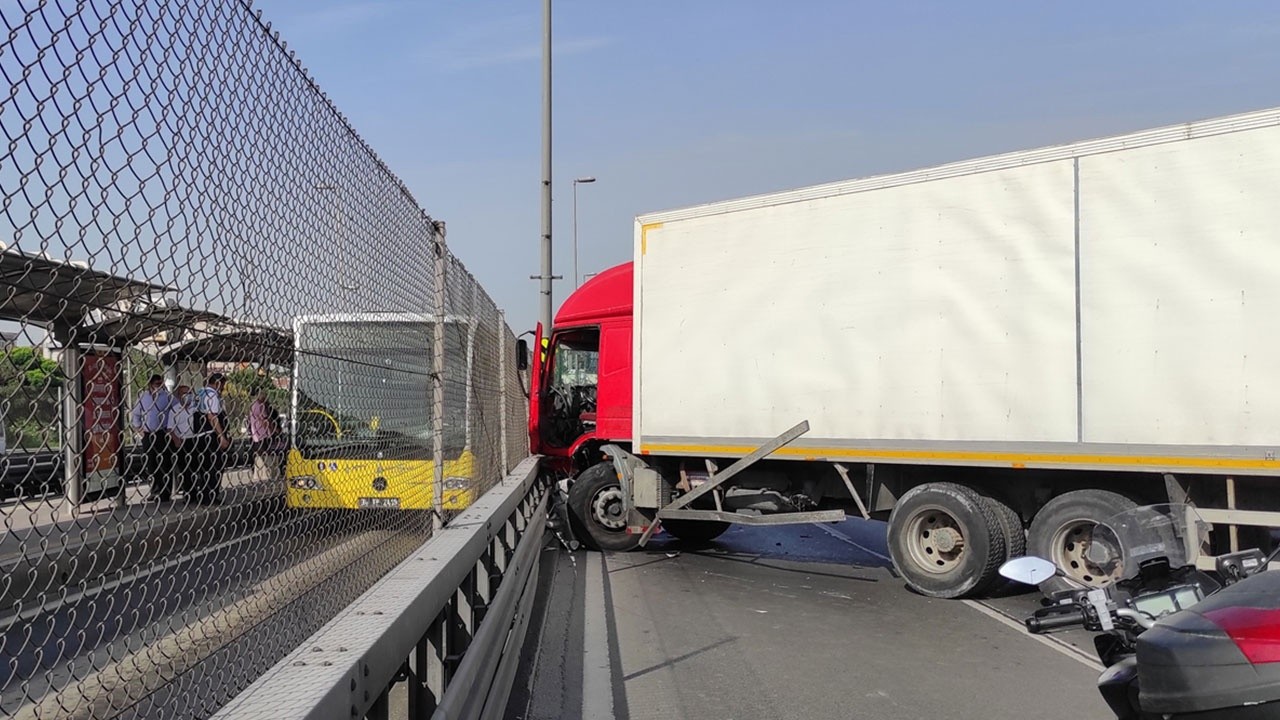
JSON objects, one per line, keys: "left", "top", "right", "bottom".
{"left": 294, "top": 319, "right": 468, "bottom": 460}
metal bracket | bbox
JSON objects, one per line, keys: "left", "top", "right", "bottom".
{"left": 662, "top": 421, "right": 810, "bottom": 514}
{"left": 640, "top": 421, "right": 812, "bottom": 546}
{"left": 600, "top": 444, "right": 645, "bottom": 514}
{"left": 833, "top": 463, "right": 871, "bottom": 521}
{"left": 599, "top": 445, "right": 662, "bottom": 547}
{"left": 660, "top": 508, "right": 845, "bottom": 526}
{"left": 1163, "top": 473, "right": 1189, "bottom": 506}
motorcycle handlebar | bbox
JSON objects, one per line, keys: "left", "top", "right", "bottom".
{"left": 1026, "top": 610, "right": 1086, "bottom": 633}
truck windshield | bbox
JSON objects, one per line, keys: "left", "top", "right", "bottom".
{"left": 294, "top": 320, "right": 468, "bottom": 460}
{"left": 552, "top": 339, "right": 598, "bottom": 388}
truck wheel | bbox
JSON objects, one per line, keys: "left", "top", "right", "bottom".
{"left": 887, "top": 482, "right": 1006, "bottom": 599}
{"left": 661, "top": 518, "right": 731, "bottom": 544}
{"left": 567, "top": 462, "right": 641, "bottom": 552}
{"left": 982, "top": 494, "right": 1027, "bottom": 593}
{"left": 1027, "top": 489, "right": 1136, "bottom": 595}
{"left": 984, "top": 495, "right": 1026, "bottom": 561}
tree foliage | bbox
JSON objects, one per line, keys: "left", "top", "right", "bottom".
{"left": 1, "top": 347, "right": 63, "bottom": 450}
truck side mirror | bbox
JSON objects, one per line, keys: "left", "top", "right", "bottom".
{"left": 516, "top": 339, "right": 529, "bottom": 371}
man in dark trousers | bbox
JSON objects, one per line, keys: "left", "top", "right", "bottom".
{"left": 166, "top": 385, "right": 196, "bottom": 498}
{"left": 130, "top": 374, "right": 173, "bottom": 501}
{"left": 193, "top": 373, "right": 230, "bottom": 505}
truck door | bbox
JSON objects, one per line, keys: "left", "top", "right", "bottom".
{"left": 528, "top": 324, "right": 544, "bottom": 454}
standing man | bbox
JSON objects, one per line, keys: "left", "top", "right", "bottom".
{"left": 167, "top": 385, "right": 196, "bottom": 499}
{"left": 130, "top": 374, "right": 173, "bottom": 502}
{"left": 193, "top": 373, "right": 230, "bottom": 505}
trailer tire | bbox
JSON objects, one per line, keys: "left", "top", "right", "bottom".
{"left": 887, "top": 482, "right": 1006, "bottom": 599}
{"left": 567, "top": 462, "right": 641, "bottom": 552}
{"left": 1027, "top": 489, "right": 1137, "bottom": 595}
{"left": 661, "top": 518, "right": 731, "bottom": 544}
{"left": 981, "top": 494, "right": 1027, "bottom": 594}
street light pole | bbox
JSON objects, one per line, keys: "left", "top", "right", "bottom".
{"left": 538, "top": 0, "right": 554, "bottom": 331}
{"left": 572, "top": 176, "right": 595, "bottom": 288}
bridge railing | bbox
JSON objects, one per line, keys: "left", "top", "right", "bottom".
{"left": 0, "top": 2, "right": 528, "bottom": 717}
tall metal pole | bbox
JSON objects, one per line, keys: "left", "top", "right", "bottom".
{"left": 432, "top": 221, "right": 447, "bottom": 532}
{"left": 539, "top": 0, "right": 554, "bottom": 331}
{"left": 61, "top": 343, "right": 83, "bottom": 508}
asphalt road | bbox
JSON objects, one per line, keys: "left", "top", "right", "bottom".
{"left": 509, "top": 518, "right": 1112, "bottom": 720}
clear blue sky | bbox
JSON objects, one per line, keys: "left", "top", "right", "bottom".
{"left": 257, "top": 0, "right": 1280, "bottom": 333}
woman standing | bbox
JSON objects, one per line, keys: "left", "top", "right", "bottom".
{"left": 249, "top": 385, "right": 279, "bottom": 483}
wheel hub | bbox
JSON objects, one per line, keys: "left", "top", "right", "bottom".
{"left": 933, "top": 527, "right": 964, "bottom": 554}
{"left": 591, "top": 486, "right": 627, "bottom": 530}
{"left": 904, "top": 506, "right": 967, "bottom": 574}
{"left": 1051, "top": 521, "right": 1123, "bottom": 586}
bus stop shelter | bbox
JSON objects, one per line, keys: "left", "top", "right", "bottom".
{"left": 0, "top": 246, "right": 291, "bottom": 506}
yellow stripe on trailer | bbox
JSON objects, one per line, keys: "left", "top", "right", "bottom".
{"left": 638, "top": 443, "right": 1280, "bottom": 473}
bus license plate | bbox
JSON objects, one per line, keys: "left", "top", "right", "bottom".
{"left": 358, "top": 497, "right": 401, "bottom": 509}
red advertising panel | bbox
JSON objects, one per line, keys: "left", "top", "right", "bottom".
{"left": 81, "top": 353, "right": 122, "bottom": 480}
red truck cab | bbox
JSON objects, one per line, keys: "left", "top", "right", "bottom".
{"left": 529, "top": 263, "right": 633, "bottom": 471}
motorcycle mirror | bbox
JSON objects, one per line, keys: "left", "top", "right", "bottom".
{"left": 999, "top": 556, "right": 1059, "bottom": 586}
{"left": 1216, "top": 548, "right": 1267, "bottom": 582}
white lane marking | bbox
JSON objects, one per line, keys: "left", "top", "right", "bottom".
{"left": 583, "top": 552, "right": 616, "bottom": 719}
{"left": 963, "top": 599, "right": 1105, "bottom": 672}
{"left": 812, "top": 522, "right": 892, "bottom": 562}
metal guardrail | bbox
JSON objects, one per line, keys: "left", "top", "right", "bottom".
{"left": 213, "top": 455, "right": 547, "bottom": 720}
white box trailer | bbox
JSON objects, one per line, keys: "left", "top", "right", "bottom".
{"left": 537, "top": 106, "right": 1280, "bottom": 599}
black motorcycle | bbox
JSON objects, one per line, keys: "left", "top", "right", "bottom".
{"left": 1000, "top": 503, "right": 1280, "bottom": 719}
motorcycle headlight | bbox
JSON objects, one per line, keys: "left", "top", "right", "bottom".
{"left": 444, "top": 476, "right": 470, "bottom": 490}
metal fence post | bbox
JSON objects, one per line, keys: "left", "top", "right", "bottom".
{"left": 432, "top": 221, "right": 447, "bottom": 532}
{"left": 498, "top": 310, "right": 509, "bottom": 474}
{"left": 61, "top": 343, "right": 83, "bottom": 507}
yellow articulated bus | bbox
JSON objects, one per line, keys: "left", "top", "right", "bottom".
{"left": 285, "top": 312, "right": 486, "bottom": 511}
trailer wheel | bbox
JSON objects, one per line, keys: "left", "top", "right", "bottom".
{"left": 887, "top": 482, "right": 1006, "bottom": 599}
{"left": 567, "top": 462, "right": 641, "bottom": 552}
{"left": 661, "top": 518, "right": 731, "bottom": 544}
{"left": 1027, "top": 489, "right": 1136, "bottom": 595}
{"left": 982, "top": 494, "right": 1027, "bottom": 593}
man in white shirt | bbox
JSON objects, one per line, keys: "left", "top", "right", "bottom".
{"left": 192, "top": 373, "right": 230, "bottom": 504}
{"left": 130, "top": 374, "right": 173, "bottom": 501}
{"left": 167, "top": 385, "right": 196, "bottom": 498}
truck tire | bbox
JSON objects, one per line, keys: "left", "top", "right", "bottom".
{"left": 887, "top": 482, "right": 1006, "bottom": 599}
{"left": 1027, "top": 489, "right": 1137, "bottom": 595}
{"left": 984, "top": 495, "right": 1027, "bottom": 561}
{"left": 567, "top": 462, "right": 641, "bottom": 552}
{"left": 661, "top": 518, "right": 731, "bottom": 544}
{"left": 982, "top": 494, "right": 1027, "bottom": 593}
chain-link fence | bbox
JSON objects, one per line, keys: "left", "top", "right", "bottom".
{"left": 0, "top": 1, "right": 528, "bottom": 718}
